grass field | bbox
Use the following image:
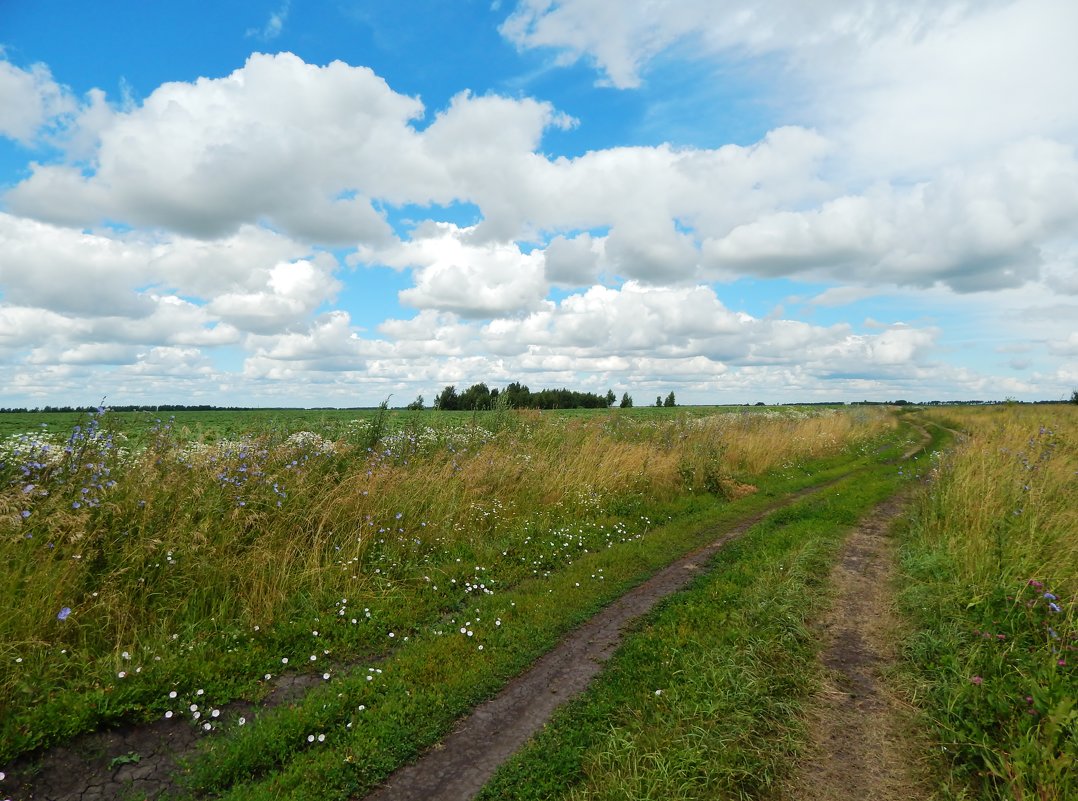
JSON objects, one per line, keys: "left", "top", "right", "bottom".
{"left": 897, "top": 404, "right": 1077, "bottom": 800}
{"left": 1, "top": 403, "right": 1073, "bottom": 800}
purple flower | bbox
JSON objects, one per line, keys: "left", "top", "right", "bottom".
{"left": 20, "top": 510, "right": 30, "bottom": 519}
{"left": 970, "top": 676, "right": 983, "bottom": 686}
{"left": 57, "top": 607, "right": 72, "bottom": 621}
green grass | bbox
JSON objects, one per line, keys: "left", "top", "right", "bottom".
{"left": 895, "top": 407, "right": 1077, "bottom": 800}
{"left": 0, "top": 404, "right": 904, "bottom": 794}
{"left": 173, "top": 440, "right": 915, "bottom": 800}
{"left": 473, "top": 444, "right": 928, "bottom": 800}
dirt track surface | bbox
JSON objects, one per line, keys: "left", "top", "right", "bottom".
{"left": 358, "top": 485, "right": 838, "bottom": 801}
{"left": 784, "top": 492, "right": 928, "bottom": 801}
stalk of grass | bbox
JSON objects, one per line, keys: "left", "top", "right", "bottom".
{"left": 898, "top": 405, "right": 1077, "bottom": 800}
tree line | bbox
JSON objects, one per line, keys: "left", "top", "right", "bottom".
{"left": 414, "top": 383, "right": 676, "bottom": 411}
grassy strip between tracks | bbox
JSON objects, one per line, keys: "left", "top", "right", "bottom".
{"left": 475, "top": 441, "right": 934, "bottom": 801}
{"left": 172, "top": 427, "right": 918, "bottom": 799}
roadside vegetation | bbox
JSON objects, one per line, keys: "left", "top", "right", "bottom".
{"left": 0, "top": 404, "right": 895, "bottom": 795}
{"left": 898, "top": 404, "right": 1076, "bottom": 800}
{"left": 477, "top": 428, "right": 931, "bottom": 801}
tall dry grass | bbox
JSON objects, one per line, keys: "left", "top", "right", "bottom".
{"left": 914, "top": 404, "right": 1077, "bottom": 595}
{"left": 0, "top": 406, "right": 891, "bottom": 723}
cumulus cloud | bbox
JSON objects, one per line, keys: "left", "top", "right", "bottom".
{"left": 0, "top": 57, "right": 75, "bottom": 143}
{"left": 358, "top": 222, "right": 549, "bottom": 318}
{"left": 704, "top": 138, "right": 1078, "bottom": 292}
{"left": 6, "top": 53, "right": 417, "bottom": 243}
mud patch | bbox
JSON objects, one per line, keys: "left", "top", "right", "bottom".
{"left": 782, "top": 494, "right": 928, "bottom": 801}
{"left": 0, "top": 668, "right": 339, "bottom": 801}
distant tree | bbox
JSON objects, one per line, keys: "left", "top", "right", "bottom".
{"left": 605, "top": 389, "right": 616, "bottom": 407}
{"left": 1071, "top": 389, "right": 1078, "bottom": 405}
{"left": 435, "top": 385, "right": 459, "bottom": 411}
{"left": 406, "top": 394, "right": 425, "bottom": 411}
{"left": 459, "top": 382, "right": 492, "bottom": 410}
{"left": 503, "top": 382, "right": 531, "bottom": 408}
{"left": 620, "top": 392, "right": 633, "bottom": 409}
{"left": 656, "top": 396, "right": 663, "bottom": 407}
{"left": 664, "top": 391, "right": 676, "bottom": 407}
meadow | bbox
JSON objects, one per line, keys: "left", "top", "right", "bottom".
{"left": 0, "top": 402, "right": 1072, "bottom": 800}
{"left": 0, "top": 405, "right": 891, "bottom": 787}
{"left": 898, "top": 404, "right": 1077, "bottom": 800}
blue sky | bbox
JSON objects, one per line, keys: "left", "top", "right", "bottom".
{"left": 1, "top": 0, "right": 1076, "bottom": 407}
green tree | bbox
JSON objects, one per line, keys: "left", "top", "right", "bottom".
{"left": 605, "top": 389, "right": 616, "bottom": 407}
{"left": 656, "top": 396, "right": 663, "bottom": 407}
{"left": 1071, "top": 389, "right": 1078, "bottom": 405}
{"left": 406, "top": 394, "right": 425, "bottom": 411}
{"left": 459, "top": 382, "right": 492, "bottom": 410}
{"left": 435, "top": 385, "right": 459, "bottom": 411}
{"left": 619, "top": 392, "right": 633, "bottom": 408}
{"left": 664, "top": 391, "right": 676, "bottom": 407}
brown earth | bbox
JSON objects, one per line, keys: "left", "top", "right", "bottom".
{"left": 779, "top": 491, "right": 932, "bottom": 801}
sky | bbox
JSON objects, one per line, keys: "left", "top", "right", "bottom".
{"left": 1, "top": 0, "right": 1076, "bottom": 408}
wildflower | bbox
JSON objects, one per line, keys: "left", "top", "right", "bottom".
{"left": 169, "top": 691, "right": 177, "bottom": 699}
{"left": 20, "top": 510, "right": 30, "bottom": 519}
{"left": 1044, "top": 592, "right": 1058, "bottom": 601}
{"left": 57, "top": 607, "right": 71, "bottom": 621}
{"left": 164, "top": 711, "right": 173, "bottom": 719}
{"left": 317, "top": 733, "right": 326, "bottom": 742}
{"left": 117, "top": 671, "right": 126, "bottom": 678}
{"left": 211, "top": 709, "right": 220, "bottom": 718}
{"left": 238, "top": 717, "right": 246, "bottom": 726}
{"left": 1049, "top": 602, "right": 1062, "bottom": 613}
{"left": 307, "top": 734, "right": 315, "bottom": 743}
{"left": 203, "top": 722, "right": 212, "bottom": 731}
{"left": 970, "top": 676, "right": 983, "bottom": 685}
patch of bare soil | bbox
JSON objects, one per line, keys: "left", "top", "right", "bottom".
{"left": 1, "top": 670, "right": 333, "bottom": 801}
{"left": 781, "top": 493, "right": 930, "bottom": 801}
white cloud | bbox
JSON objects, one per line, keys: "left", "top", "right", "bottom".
{"left": 6, "top": 53, "right": 417, "bottom": 243}
{"left": 360, "top": 222, "right": 549, "bottom": 318}
{"left": 247, "top": 1, "right": 291, "bottom": 41}
{"left": 500, "top": 0, "right": 987, "bottom": 90}
{"left": 704, "top": 138, "right": 1078, "bottom": 292}
{"left": 0, "top": 58, "right": 75, "bottom": 143}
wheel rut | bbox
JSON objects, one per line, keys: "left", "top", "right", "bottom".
{"left": 358, "top": 478, "right": 852, "bottom": 801}
{"left": 782, "top": 489, "right": 931, "bottom": 801}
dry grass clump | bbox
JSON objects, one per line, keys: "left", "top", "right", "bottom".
{"left": 916, "top": 404, "right": 1077, "bottom": 594}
